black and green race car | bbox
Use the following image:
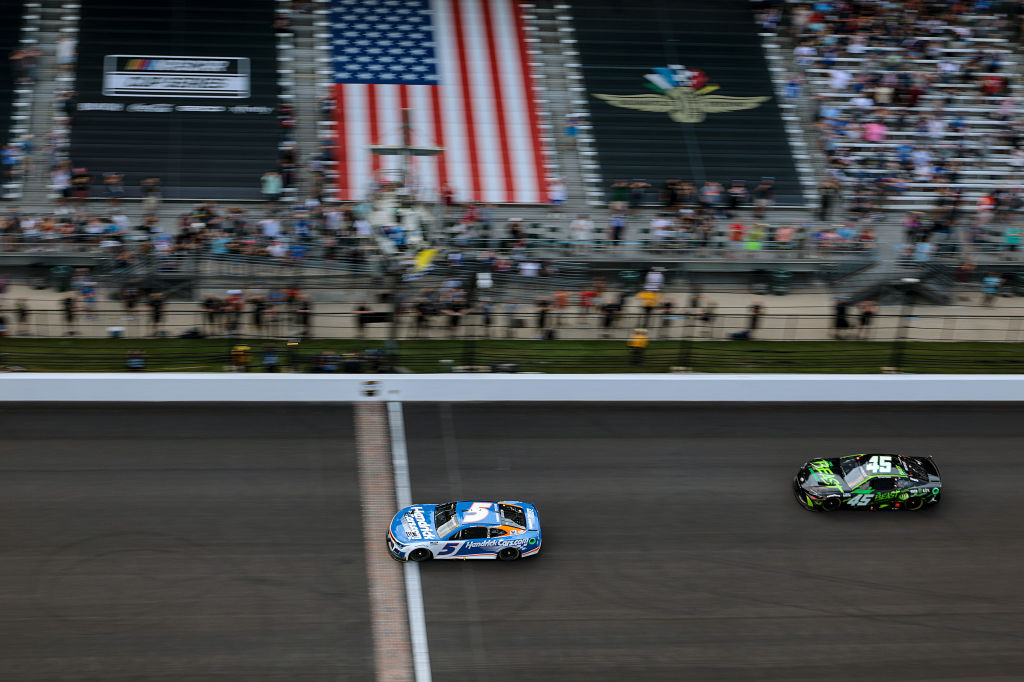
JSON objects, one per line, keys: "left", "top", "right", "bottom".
{"left": 794, "top": 454, "right": 941, "bottom": 511}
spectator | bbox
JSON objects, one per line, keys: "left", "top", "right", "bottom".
{"left": 354, "top": 302, "right": 371, "bottom": 337}
{"left": 55, "top": 36, "right": 76, "bottom": 72}
{"left": 636, "top": 289, "right": 659, "bottom": 328}
{"left": 70, "top": 167, "right": 91, "bottom": 205}
{"left": 148, "top": 292, "right": 165, "bottom": 336}
{"left": 62, "top": 295, "right": 77, "bottom": 335}
{"left": 230, "top": 343, "right": 251, "bottom": 372}
{"left": 261, "top": 170, "right": 283, "bottom": 203}
{"left": 752, "top": 178, "right": 774, "bottom": 219}
{"left": 548, "top": 177, "right": 567, "bottom": 212}
{"left": 982, "top": 272, "right": 1003, "bottom": 306}
{"left": 569, "top": 214, "right": 592, "bottom": 253}
{"left": 833, "top": 297, "right": 851, "bottom": 340}
{"left": 747, "top": 301, "right": 763, "bottom": 338}
{"left": 295, "top": 296, "right": 312, "bottom": 337}
{"left": 261, "top": 345, "right": 280, "bottom": 372}
{"left": 15, "top": 299, "right": 28, "bottom": 335}
{"left": 643, "top": 267, "right": 664, "bottom": 292}
{"left": 857, "top": 300, "right": 877, "bottom": 339}
{"left": 627, "top": 328, "right": 648, "bottom": 365}
{"left": 141, "top": 177, "right": 162, "bottom": 215}
{"left": 608, "top": 213, "right": 627, "bottom": 248}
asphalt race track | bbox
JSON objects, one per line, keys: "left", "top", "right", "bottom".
{"left": 0, "top": 405, "right": 371, "bottom": 682}
{"left": 4, "top": 403, "right": 1024, "bottom": 681}
{"left": 403, "top": 404, "right": 1024, "bottom": 682}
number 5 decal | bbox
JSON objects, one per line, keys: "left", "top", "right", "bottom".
{"left": 463, "top": 502, "right": 493, "bottom": 523}
{"left": 437, "top": 542, "right": 460, "bottom": 556}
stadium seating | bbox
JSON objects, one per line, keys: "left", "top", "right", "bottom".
{"left": 790, "top": 4, "right": 1023, "bottom": 212}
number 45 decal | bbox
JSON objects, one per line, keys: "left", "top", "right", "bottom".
{"left": 864, "top": 455, "right": 892, "bottom": 474}
{"left": 848, "top": 494, "right": 874, "bottom": 506}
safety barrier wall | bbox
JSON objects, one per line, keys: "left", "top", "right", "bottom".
{"left": 2, "top": 374, "right": 1024, "bottom": 402}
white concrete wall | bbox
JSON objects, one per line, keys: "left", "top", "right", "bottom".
{"left": 2, "top": 373, "right": 1024, "bottom": 402}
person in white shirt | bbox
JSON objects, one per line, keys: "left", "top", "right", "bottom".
{"left": 850, "top": 94, "right": 874, "bottom": 110}
{"left": 828, "top": 69, "right": 852, "bottom": 91}
{"left": 568, "top": 214, "right": 593, "bottom": 254}
{"left": 519, "top": 261, "right": 540, "bottom": 277}
{"left": 793, "top": 43, "right": 817, "bottom": 69}
{"left": 1011, "top": 148, "right": 1024, "bottom": 176}
{"left": 268, "top": 240, "right": 288, "bottom": 259}
{"left": 354, "top": 218, "right": 373, "bottom": 237}
{"left": 650, "top": 215, "right": 672, "bottom": 249}
{"left": 643, "top": 267, "right": 664, "bottom": 292}
{"left": 259, "top": 217, "right": 281, "bottom": 238}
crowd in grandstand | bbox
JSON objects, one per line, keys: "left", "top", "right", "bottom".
{"left": 766, "top": 0, "right": 1024, "bottom": 253}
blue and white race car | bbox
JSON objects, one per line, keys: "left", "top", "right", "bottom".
{"left": 387, "top": 500, "right": 542, "bottom": 562}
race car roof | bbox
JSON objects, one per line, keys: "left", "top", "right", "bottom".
{"left": 439, "top": 501, "right": 522, "bottom": 527}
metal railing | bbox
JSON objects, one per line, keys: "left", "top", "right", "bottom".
{"left": 7, "top": 307, "right": 1024, "bottom": 343}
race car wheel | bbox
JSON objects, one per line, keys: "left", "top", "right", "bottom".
{"left": 905, "top": 496, "right": 926, "bottom": 511}
{"left": 408, "top": 548, "right": 432, "bottom": 562}
{"left": 497, "top": 547, "right": 521, "bottom": 561}
{"left": 821, "top": 497, "right": 842, "bottom": 512}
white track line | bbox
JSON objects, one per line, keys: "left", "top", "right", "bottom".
{"left": 387, "top": 401, "right": 432, "bottom": 682}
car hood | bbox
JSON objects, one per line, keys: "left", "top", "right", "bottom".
{"left": 390, "top": 504, "right": 439, "bottom": 544}
{"left": 799, "top": 459, "right": 849, "bottom": 493}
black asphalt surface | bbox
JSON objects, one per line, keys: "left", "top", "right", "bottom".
{"left": 0, "top": 405, "right": 371, "bottom": 682}
{"left": 404, "top": 404, "right": 1024, "bottom": 681}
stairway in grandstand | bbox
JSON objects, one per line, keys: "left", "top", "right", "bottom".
{"left": 573, "top": 0, "right": 804, "bottom": 205}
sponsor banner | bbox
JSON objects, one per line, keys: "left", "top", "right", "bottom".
{"left": 103, "top": 55, "right": 250, "bottom": 98}
{"left": 466, "top": 537, "right": 533, "bottom": 549}
{"left": 409, "top": 506, "right": 436, "bottom": 540}
{"left": 77, "top": 103, "right": 273, "bottom": 114}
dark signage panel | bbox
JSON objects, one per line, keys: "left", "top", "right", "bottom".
{"left": 575, "top": 0, "right": 804, "bottom": 205}
{"left": 69, "top": 0, "right": 280, "bottom": 199}
{"left": 0, "top": 0, "right": 24, "bottom": 150}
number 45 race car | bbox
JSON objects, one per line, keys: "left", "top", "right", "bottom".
{"left": 388, "top": 500, "right": 541, "bottom": 561}
{"left": 794, "top": 454, "right": 942, "bottom": 511}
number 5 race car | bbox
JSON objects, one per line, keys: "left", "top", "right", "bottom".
{"left": 794, "top": 454, "right": 942, "bottom": 511}
{"left": 387, "top": 501, "right": 542, "bottom": 561}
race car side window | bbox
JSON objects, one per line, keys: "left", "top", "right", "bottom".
{"left": 489, "top": 528, "right": 508, "bottom": 538}
{"left": 453, "top": 526, "right": 488, "bottom": 540}
{"left": 869, "top": 477, "right": 896, "bottom": 491}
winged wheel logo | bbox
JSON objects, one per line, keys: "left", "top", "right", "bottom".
{"left": 593, "top": 65, "right": 769, "bottom": 123}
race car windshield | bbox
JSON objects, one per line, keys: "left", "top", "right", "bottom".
{"left": 842, "top": 464, "right": 872, "bottom": 489}
{"left": 841, "top": 455, "right": 905, "bottom": 489}
{"left": 902, "top": 457, "right": 929, "bottom": 480}
{"left": 498, "top": 504, "right": 527, "bottom": 529}
{"left": 433, "top": 502, "right": 457, "bottom": 530}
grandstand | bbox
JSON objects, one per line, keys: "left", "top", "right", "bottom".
{"left": 1, "top": 0, "right": 1024, "bottom": 351}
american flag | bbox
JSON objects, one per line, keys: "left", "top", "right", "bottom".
{"left": 331, "top": 0, "right": 549, "bottom": 203}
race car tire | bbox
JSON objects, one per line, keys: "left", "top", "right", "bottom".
{"left": 497, "top": 547, "right": 521, "bottom": 561}
{"left": 408, "top": 548, "right": 432, "bottom": 562}
{"left": 821, "top": 497, "right": 842, "bottom": 512}
{"left": 905, "top": 496, "right": 926, "bottom": 511}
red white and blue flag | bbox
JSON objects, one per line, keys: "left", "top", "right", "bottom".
{"left": 330, "top": 0, "right": 549, "bottom": 203}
